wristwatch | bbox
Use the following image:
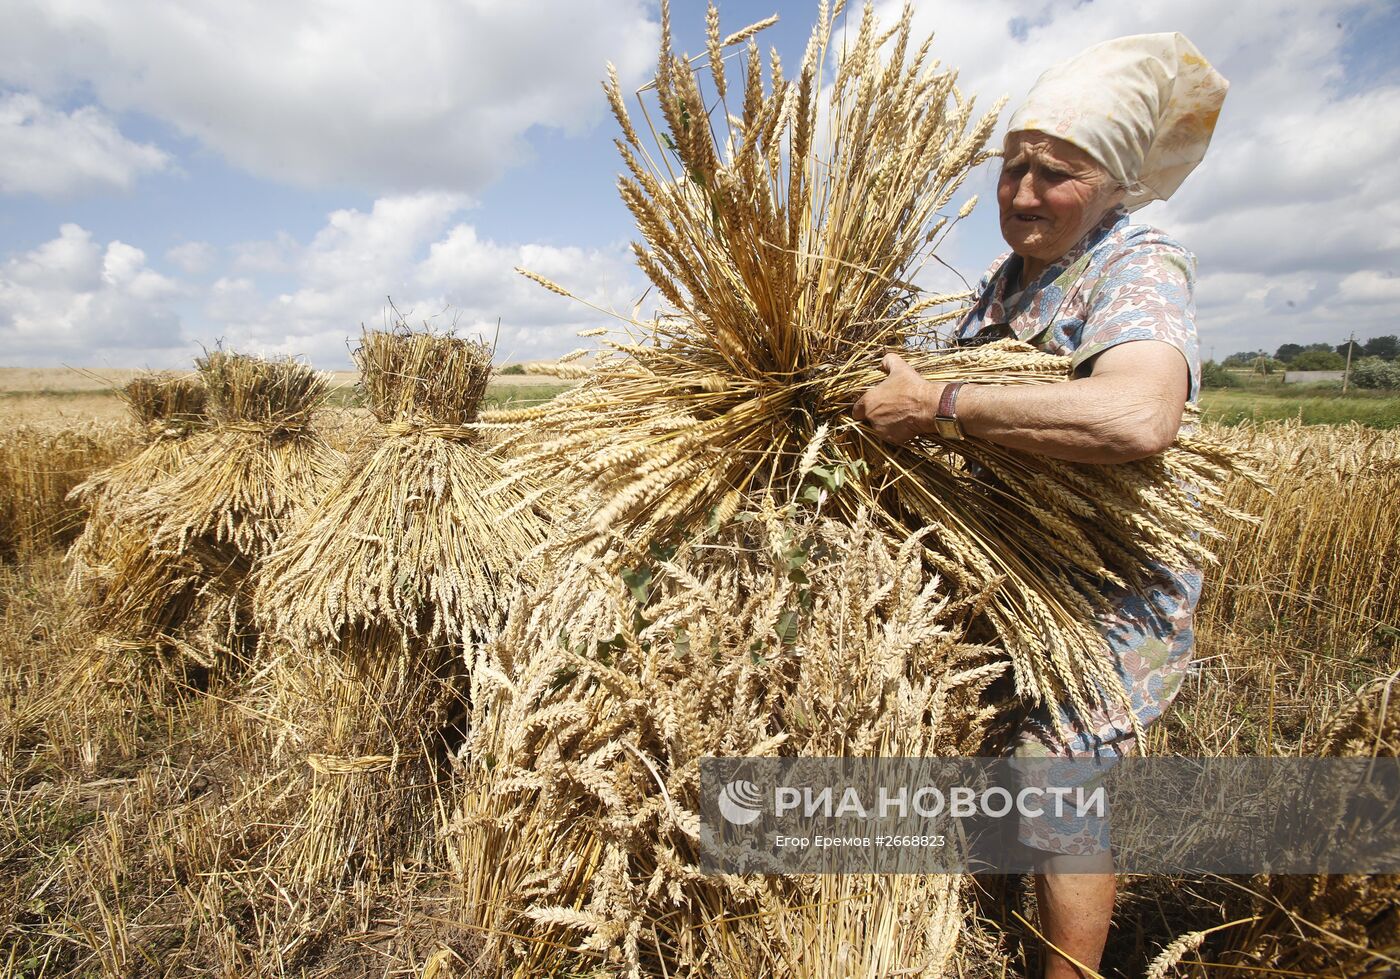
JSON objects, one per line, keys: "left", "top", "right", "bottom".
{"left": 932, "top": 381, "right": 966, "bottom": 440}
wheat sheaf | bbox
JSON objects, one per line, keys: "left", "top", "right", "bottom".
{"left": 485, "top": 0, "right": 1261, "bottom": 723}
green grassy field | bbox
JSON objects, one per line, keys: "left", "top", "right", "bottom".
{"left": 321, "top": 379, "right": 575, "bottom": 409}
{"left": 481, "top": 380, "right": 575, "bottom": 409}
{"left": 1201, "top": 379, "right": 1400, "bottom": 428}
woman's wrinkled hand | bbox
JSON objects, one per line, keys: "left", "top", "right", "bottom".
{"left": 851, "top": 353, "right": 945, "bottom": 445}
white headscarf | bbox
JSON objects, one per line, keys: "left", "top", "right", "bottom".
{"left": 1007, "top": 33, "right": 1228, "bottom": 211}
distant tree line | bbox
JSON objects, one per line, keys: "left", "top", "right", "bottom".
{"left": 1222, "top": 335, "right": 1398, "bottom": 372}
{"left": 1204, "top": 335, "right": 1400, "bottom": 390}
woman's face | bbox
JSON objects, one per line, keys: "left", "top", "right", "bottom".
{"left": 997, "top": 131, "right": 1123, "bottom": 265}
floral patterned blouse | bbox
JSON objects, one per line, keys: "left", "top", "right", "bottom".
{"left": 954, "top": 207, "right": 1206, "bottom": 770}
{"left": 954, "top": 206, "right": 1201, "bottom": 403}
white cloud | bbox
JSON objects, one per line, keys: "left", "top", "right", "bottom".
{"left": 415, "top": 224, "right": 644, "bottom": 360}
{"left": 166, "top": 241, "right": 216, "bottom": 276}
{"left": 0, "top": 225, "right": 184, "bottom": 363}
{"left": 2, "top": 200, "right": 647, "bottom": 367}
{"left": 230, "top": 234, "right": 300, "bottom": 276}
{"left": 1337, "top": 270, "right": 1400, "bottom": 306}
{"left": 4, "top": 223, "right": 102, "bottom": 291}
{"left": 5, "top": 2, "right": 1396, "bottom": 366}
{"left": 876, "top": 0, "right": 1400, "bottom": 355}
{"left": 0, "top": 92, "right": 169, "bottom": 197}
{"left": 207, "top": 193, "right": 644, "bottom": 365}
{"left": 0, "top": 0, "right": 658, "bottom": 194}
{"left": 300, "top": 194, "right": 470, "bottom": 295}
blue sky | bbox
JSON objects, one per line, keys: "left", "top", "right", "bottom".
{"left": 1, "top": 0, "right": 1398, "bottom": 369}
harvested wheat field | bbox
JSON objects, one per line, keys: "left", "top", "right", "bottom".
{"left": 2, "top": 4, "right": 1398, "bottom": 979}
{"left": 3, "top": 405, "right": 1397, "bottom": 977}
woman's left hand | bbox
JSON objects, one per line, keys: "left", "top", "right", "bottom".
{"left": 852, "top": 353, "right": 945, "bottom": 445}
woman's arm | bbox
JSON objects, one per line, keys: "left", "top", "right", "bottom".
{"left": 852, "top": 340, "right": 1189, "bottom": 464}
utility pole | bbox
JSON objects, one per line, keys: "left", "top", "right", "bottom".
{"left": 1343, "top": 331, "right": 1355, "bottom": 393}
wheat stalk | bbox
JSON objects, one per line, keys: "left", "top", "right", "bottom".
{"left": 489, "top": 0, "right": 1261, "bottom": 722}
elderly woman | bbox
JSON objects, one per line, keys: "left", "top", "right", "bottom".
{"left": 854, "top": 33, "right": 1228, "bottom": 979}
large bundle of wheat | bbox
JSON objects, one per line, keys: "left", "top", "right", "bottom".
{"left": 126, "top": 351, "right": 340, "bottom": 661}
{"left": 141, "top": 351, "right": 338, "bottom": 562}
{"left": 122, "top": 372, "right": 209, "bottom": 432}
{"left": 487, "top": 1, "right": 1259, "bottom": 724}
{"left": 257, "top": 330, "right": 548, "bottom": 646}
{"left": 66, "top": 373, "right": 209, "bottom": 634}
{"left": 449, "top": 501, "right": 1003, "bottom": 976}
{"left": 253, "top": 328, "right": 553, "bottom": 887}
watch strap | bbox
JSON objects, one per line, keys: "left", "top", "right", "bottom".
{"left": 933, "top": 381, "right": 965, "bottom": 440}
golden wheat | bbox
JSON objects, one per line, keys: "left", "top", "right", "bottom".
{"left": 451, "top": 502, "right": 1004, "bottom": 976}
{"left": 1201, "top": 419, "right": 1400, "bottom": 654}
{"left": 0, "top": 424, "right": 135, "bottom": 561}
{"left": 0, "top": 399, "right": 1394, "bottom": 978}
{"left": 252, "top": 328, "right": 554, "bottom": 890}
{"left": 493, "top": 0, "right": 1260, "bottom": 728}
{"left": 65, "top": 373, "right": 210, "bottom": 636}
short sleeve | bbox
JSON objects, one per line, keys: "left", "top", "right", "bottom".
{"left": 1070, "top": 238, "right": 1201, "bottom": 402}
